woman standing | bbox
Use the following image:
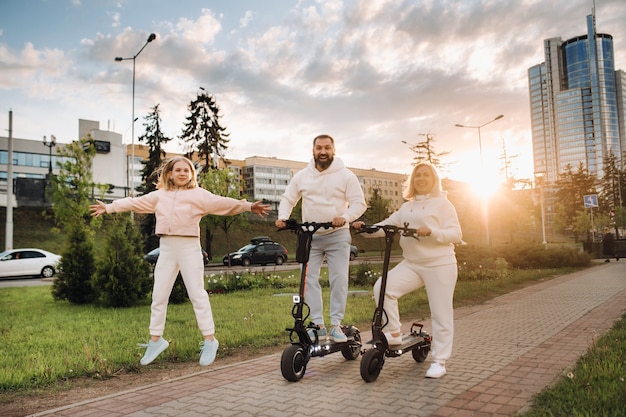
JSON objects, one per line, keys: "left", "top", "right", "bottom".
{"left": 90, "top": 156, "right": 270, "bottom": 366}
{"left": 353, "top": 161, "right": 462, "bottom": 378}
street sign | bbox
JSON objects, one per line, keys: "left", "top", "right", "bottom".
{"left": 583, "top": 194, "right": 598, "bottom": 208}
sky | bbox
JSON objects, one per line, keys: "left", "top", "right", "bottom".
{"left": 1, "top": 0, "right": 625, "bottom": 189}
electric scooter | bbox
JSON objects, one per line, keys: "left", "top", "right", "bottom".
{"left": 357, "top": 223, "right": 432, "bottom": 382}
{"left": 279, "top": 219, "right": 362, "bottom": 382}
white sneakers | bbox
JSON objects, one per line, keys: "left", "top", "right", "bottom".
{"left": 384, "top": 332, "right": 403, "bottom": 345}
{"left": 425, "top": 362, "right": 446, "bottom": 378}
{"left": 139, "top": 337, "right": 169, "bottom": 365}
{"left": 199, "top": 339, "right": 219, "bottom": 366}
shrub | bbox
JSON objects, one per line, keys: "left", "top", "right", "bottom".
{"left": 350, "top": 261, "right": 379, "bottom": 286}
{"left": 92, "top": 214, "right": 152, "bottom": 307}
{"left": 52, "top": 223, "right": 96, "bottom": 304}
{"left": 169, "top": 274, "right": 189, "bottom": 304}
{"left": 205, "top": 270, "right": 296, "bottom": 293}
{"left": 456, "top": 242, "right": 591, "bottom": 272}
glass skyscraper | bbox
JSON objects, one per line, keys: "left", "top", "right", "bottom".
{"left": 528, "top": 12, "right": 623, "bottom": 184}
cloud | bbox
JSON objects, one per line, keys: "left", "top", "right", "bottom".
{"left": 1, "top": 0, "right": 624, "bottom": 183}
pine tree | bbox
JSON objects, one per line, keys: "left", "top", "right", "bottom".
{"left": 49, "top": 136, "right": 100, "bottom": 304}
{"left": 180, "top": 88, "right": 230, "bottom": 173}
{"left": 51, "top": 222, "right": 96, "bottom": 304}
{"left": 404, "top": 133, "right": 450, "bottom": 170}
{"left": 137, "top": 104, "right": 171, "bottom": 251}
{"left": 92, "top": 213, "right": 152, "bottom": 307}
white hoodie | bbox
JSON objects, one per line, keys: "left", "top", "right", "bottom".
{"left": 370, "top": 193, "right": 462, "bottom": 266}
{"left": 278, "top": 157, "right": 366, "bottom": 234}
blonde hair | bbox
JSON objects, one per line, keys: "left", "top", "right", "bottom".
{"left": 403, "top": 161, "right": 443, "bottom": 199}
{"left": 156, "top": 156, "right": 198, "bottom": 190}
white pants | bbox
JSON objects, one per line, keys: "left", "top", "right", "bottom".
{"left": 305, "top": 228, "right": 351, "bottom": 327}
{"left": 149, "top": 236, "right": 214, "bottom": 337}
{"left": 373, "top": 260, "right": 457, "bottom": 363}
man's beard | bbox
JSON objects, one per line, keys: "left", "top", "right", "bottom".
{"left": 315, "top": 154, "right": 333, "bottom": 170}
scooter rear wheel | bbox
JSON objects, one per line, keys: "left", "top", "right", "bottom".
{"left": 411, "top": 345, "right": 429, "bottom": 362}
{"left": 360, "top": 348, "right": 384, "bottom": 382}
{"left": 281, "top": 344, "right": 308, "bottom": 382}
{"left": 341, "top": 328, "right": 361, "bottom": 360}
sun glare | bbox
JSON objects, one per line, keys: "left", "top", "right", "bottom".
{"left": 470, "top": 172, "right": 501, "bottom": 199}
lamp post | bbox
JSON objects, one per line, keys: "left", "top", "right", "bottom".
{"left": 42, "top": 135, "right": 56, "bottom": 203}
{"left": 123, "top": 117, "right": 139, "bottom": 194}
{"left": 115, "top": 33, "right": 156, "bottom": 196}
{"left": 535, "top": 171, "right": 547, "bottom": 246}
{"left": 42, "top": 135, "right": 56, "bottom": 176}
{"left": 455, "top": 114, "right": 504, "bottom": 245}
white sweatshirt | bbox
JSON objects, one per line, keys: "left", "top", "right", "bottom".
{"left": 371, "top": 193, "right": 462, "bottom": 266}
{"left": 278, "top": 157, "right": 366, "bottom": 234}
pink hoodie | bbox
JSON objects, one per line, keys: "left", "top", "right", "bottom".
{"left": 106, "top": 187, "right": 252, "bottom": 237}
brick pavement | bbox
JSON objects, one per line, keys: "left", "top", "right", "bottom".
{"left": 30, "top": 261, "right": 626, "bottom": 417}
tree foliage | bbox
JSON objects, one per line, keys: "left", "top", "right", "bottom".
{"left": 92, "top": 213, "right": 152, "bottom": 307}
{"left": 553, "top": 163, "right": 598, "bottom": 240}
{"left": 363, "top": 187, "right": 392, "bottom": 223}
{"left": 48, "top": 137, "right": 100, "bottom": 304}
{"left": 180, "top": 89, "right": 230, "bottom": 173}
{"left": 199, "top": 168, "right": 251, "bottom": 261}
{"left": 51, "top": 222, "right": 96, "bottom": 304}
{"left": 137, "top": 104, "right": 171, "bottom": 251}
{"left": 599, "top": 151, "right": 626, "bottom": 234}
{"left": 404, "top": 133, "right": 451, "bottom": 170}
{"left": 48, "top": 137, "right": 101, "bottom": 229}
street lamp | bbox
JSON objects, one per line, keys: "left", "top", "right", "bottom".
{"left": 115, "top": 33, "right": 156, "bottom": 196}
{"left": 455, "top": 114, "right": 504, "bottom": 245}
{"left": 42, "top": 135, "right": 56, "bottom": 176}
{"left": 535, "top": 171, "right": 547, "bottom": 246}
{"left": 42, "top": 135, "right": 56, "bottom": 203}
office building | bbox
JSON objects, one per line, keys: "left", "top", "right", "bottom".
{"left": 1, "top": 119, "right": 407, "bottom": 212}
{"left": 528, "top": 10, "right": 625, "bottom": 230}
{"left": 529, "top": 11, "right": 623, "bottom": 183}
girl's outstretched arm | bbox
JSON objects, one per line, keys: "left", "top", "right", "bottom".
{"left": 89, "top": 200, "right": 107, "bottom": 217}
{"left": 251, "top": 200, "right": 271, "bottom": 217}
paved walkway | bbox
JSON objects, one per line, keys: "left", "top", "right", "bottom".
{"left": 30, "top": 262, "right": 626, "bottom": 417}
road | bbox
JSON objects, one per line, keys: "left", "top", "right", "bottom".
{"left": 0, "top": 255, "right": 397, "bottom": 288}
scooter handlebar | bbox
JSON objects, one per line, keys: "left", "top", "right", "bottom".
{"left": 278, "top": 219, "right": 334, "bottom": 234}
{"left": 356, "top": 223, "right": 420, "bottom": 240}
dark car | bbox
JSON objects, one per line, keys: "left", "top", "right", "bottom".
{"left": 223, "top": 239, "right": 288, "bottom": 266}
{"left": 350, "top": 245, "right": 359, "bottom": 261}
{"left": 144, "top": 247, "right": 210, "bottom": 266}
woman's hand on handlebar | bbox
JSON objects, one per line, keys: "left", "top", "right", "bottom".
{"left": 275, "top": 219, "right": 287, "bottom": 229}
{"left": 352, "top": 221, "right": 365, "bottom": 230}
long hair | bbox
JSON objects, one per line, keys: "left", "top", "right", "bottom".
{"left": 403, "top": 161, "right": 443, "bottom": 199}
{"left": 156, "top": 156, "right": 198, "bottom": 190}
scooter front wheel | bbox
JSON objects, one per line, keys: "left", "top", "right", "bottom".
{"left": 281, "top": 344, "right": 308, "bottom": 382}
{"left": 360, "top": 348, "right": 384, "bottom": 382}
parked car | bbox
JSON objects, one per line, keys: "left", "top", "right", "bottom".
{"left": 350, "top": 245, "right": 359, "bottom": 261}
{"left": 144, "top": 247, "right": 210, "bottom": 266}
{"left": 223, "top": 239, "right": 288, "bottom": 266}
{"left": 323, "top": 245, "right": 359, "bottom": 263}
{"left": 0, "top": 248, "right": 61, "bottom": 278}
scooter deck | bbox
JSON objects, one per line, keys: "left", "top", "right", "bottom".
{"left": 309, "top": 336, "right": 359, "bottom": 357}
{"left": 385, "top": 335, "right": 430, "bottom": 357}
{"left": 366, "top": 333, "right": 430, "bottom": 354}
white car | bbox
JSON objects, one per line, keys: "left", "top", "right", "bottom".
{"left": 0, "top": 248, "right": 61, "bottom": 278}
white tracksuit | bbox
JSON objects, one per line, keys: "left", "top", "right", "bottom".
{"left": 368, "top": 193, "right": 462, "bottom": 364}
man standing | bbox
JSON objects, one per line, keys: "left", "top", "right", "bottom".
{"left": 276, "top": 134, "right": 366, "bottom": 342}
